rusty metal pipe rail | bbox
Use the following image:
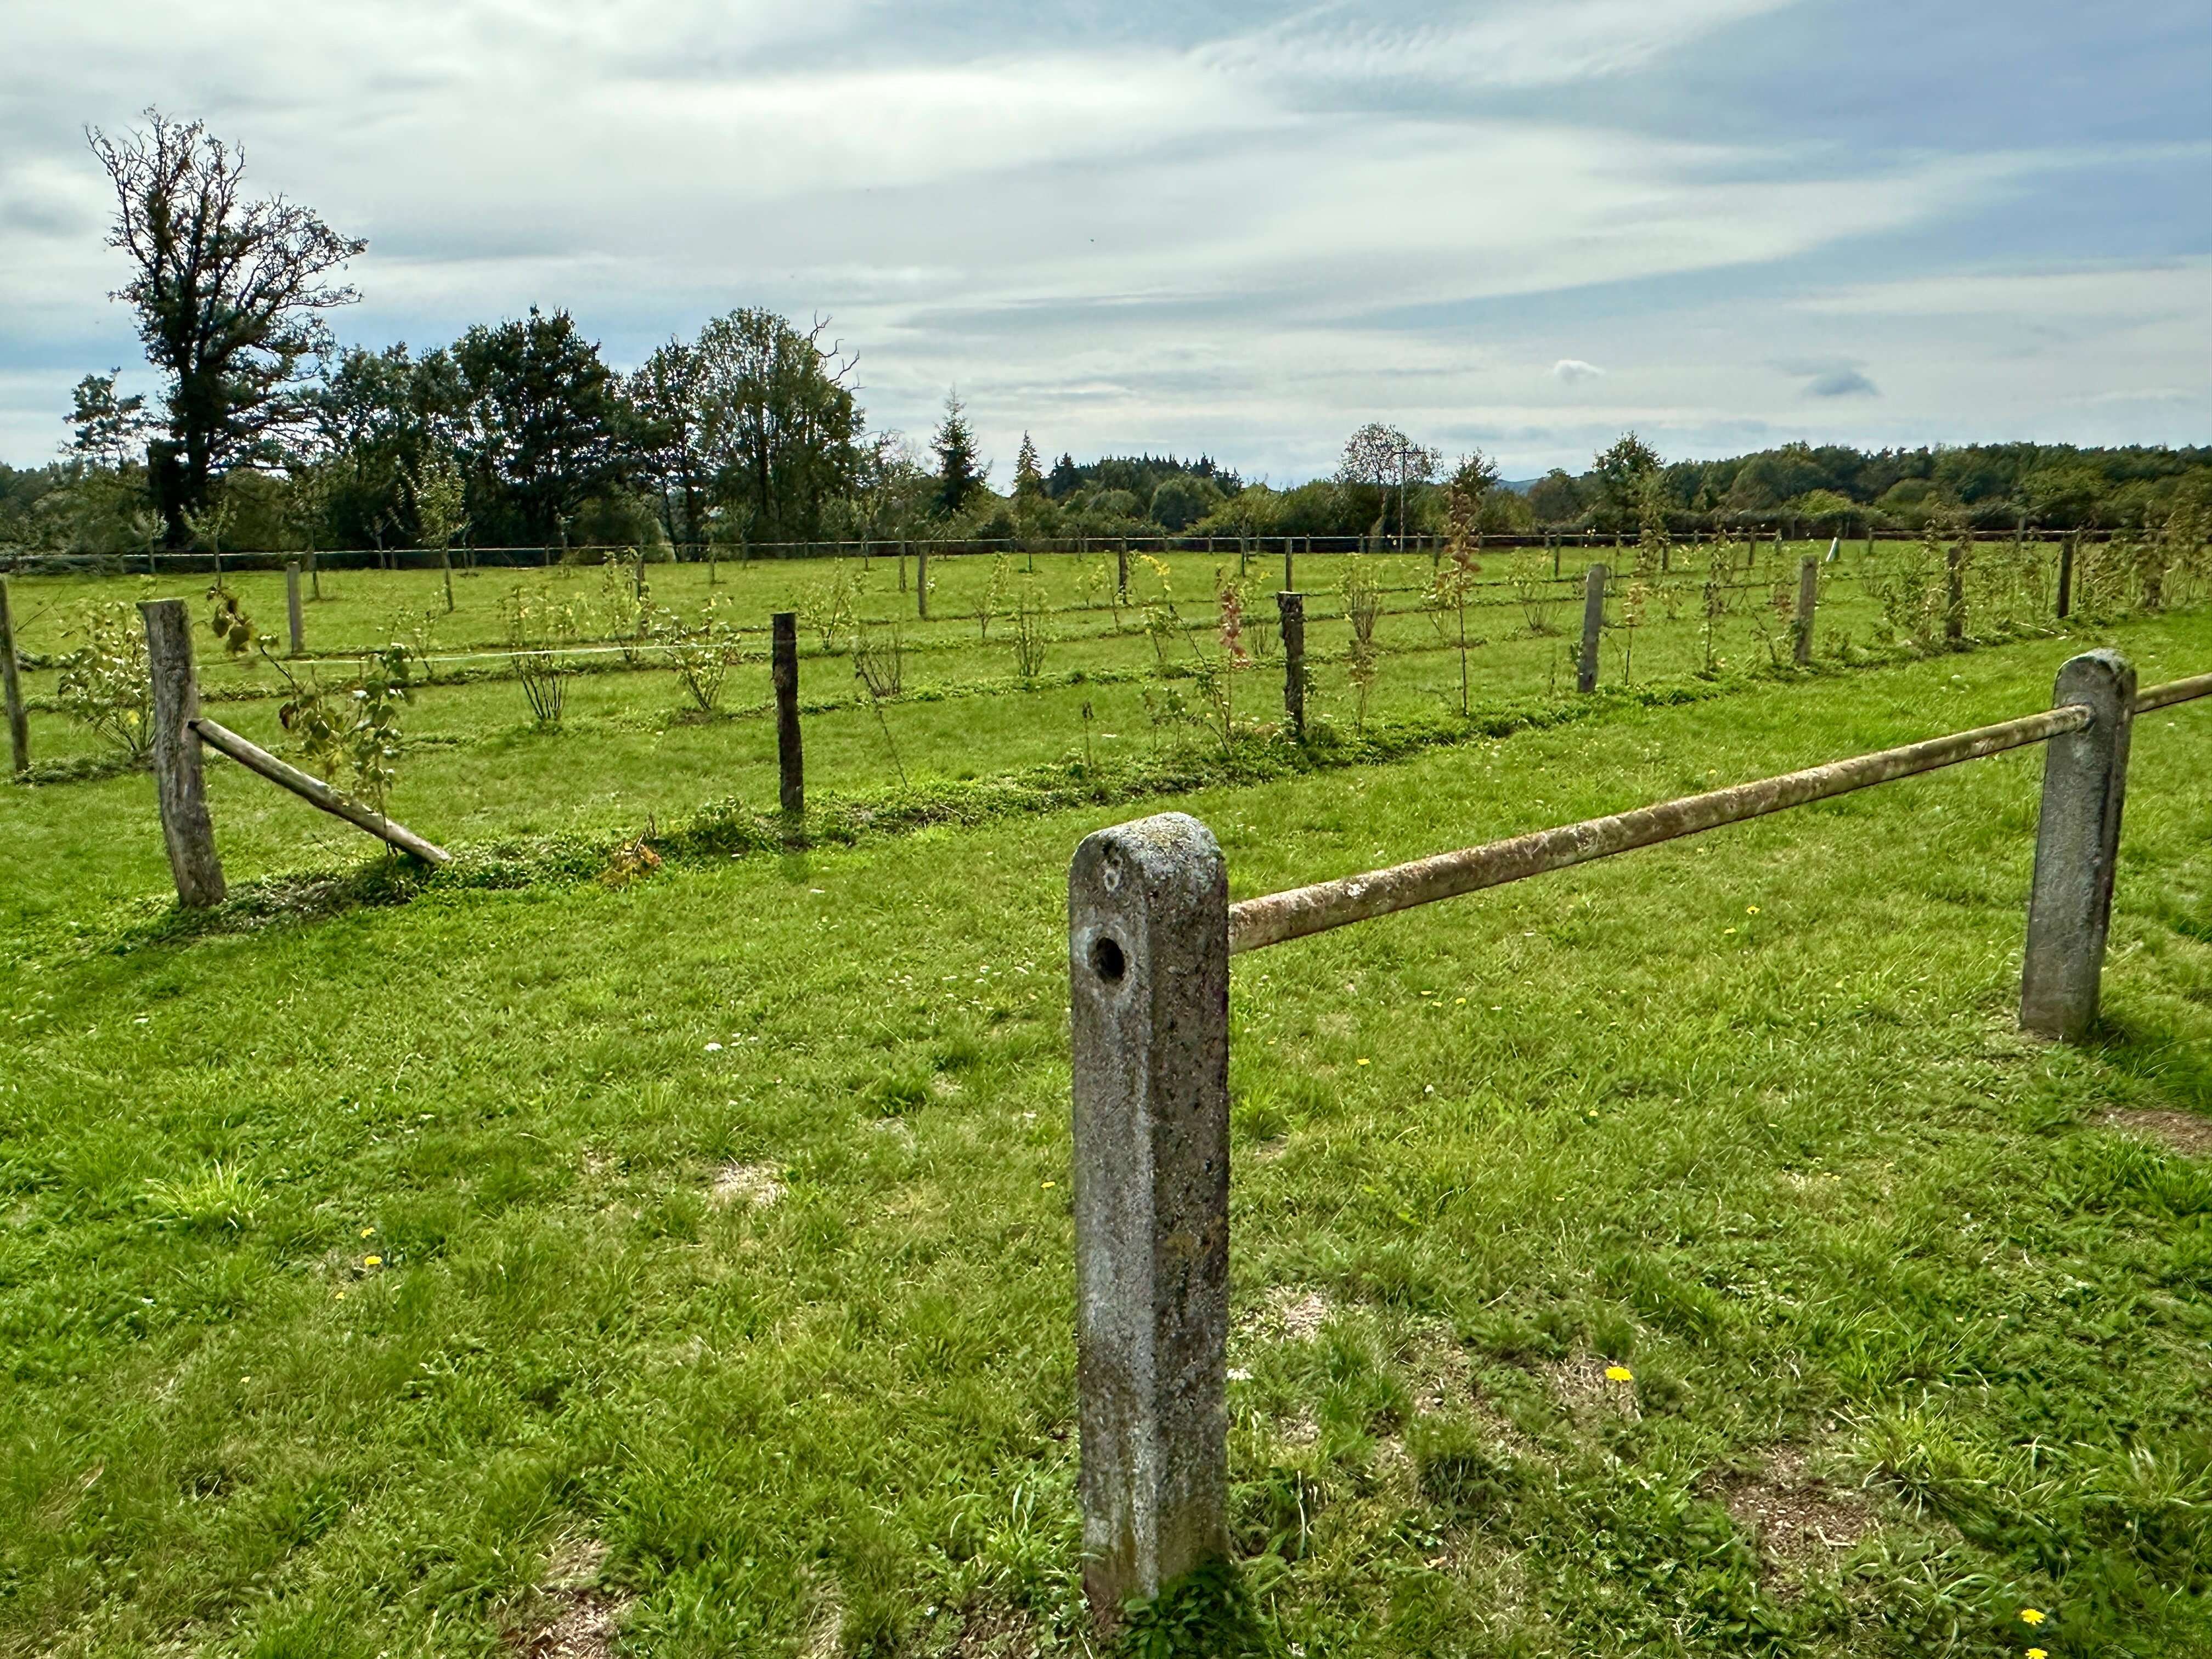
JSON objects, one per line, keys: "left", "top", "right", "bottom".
{"left": 1230, "top": 704, "right": 2092, "bottom": 956}
{"left": 2135, "top": 671, "right": 2212, "bottom": 714}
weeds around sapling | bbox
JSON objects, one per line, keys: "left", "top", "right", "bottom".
{"left": 53, "top": 600, "right": 153, "bottom": 759}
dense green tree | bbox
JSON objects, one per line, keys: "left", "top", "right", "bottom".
{"left": 932, "top": 395, "right": 985, "bottom": 517}
{"left": 306, "top": 342, "right": 462, "bottom": 552}
{"left": 91, "top": 110, "right": 364, "bottom": 547}
{"left": 1014, "top": 432, "right": 1044, "bottom": 499}
{"left": 624, "top": 338, "right": 712, "bottom": 549}
{"left": 691, "top": 309, "right": 864, "bottom": 545}
{"left": 65, "top": 373, "right": 154, "bottom": 469}
{"left": 452, "top": 308, "right": 623, "bottom": 546}
{"left": 1590, "top": 431, "right": 1662, "bottom": 529}
{"left": 1046, "top": 452, "right": 1082, "bottom": 498}
{"left": 1527, "top": 469, "right": 1586, "bottom": 526}
{"left": 1148, "top": 473, "right": 1222, "bottom": 531}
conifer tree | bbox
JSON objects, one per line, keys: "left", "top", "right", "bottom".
{"left": 1014, "top": 431, "right": 1043, "bottom": 499}
{"left": 932, "top": 394, "right": 985, "bottom": 516}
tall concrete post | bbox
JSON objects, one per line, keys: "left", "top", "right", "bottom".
{"left": 1278, "top": 591, "right": 1306, "bottom": 740}
{"left": 1, "top": 578, "right": 28, "bottom": 778}
{"left": 772, "top": 611, "right": 804, "bottom": 822}
{"left": 2021, "top": 650, "right": 2135, "bottom": 1041}
{"left": 1068, "top": 812, "right": 1230, "bottom": 1620}
{"left": 1793, "top": 555, "right": 1819, "bottom": 667}
{"left": 1576, "top": 564, "right": 1607, "bottom": 693}
{"left": 140, "top": 599, "right": 225, "bottom": 908}
{"left": 285, "top": 561, "right": 305, "bottom": 656}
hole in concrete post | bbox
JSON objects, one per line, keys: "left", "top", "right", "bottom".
{"left": 1091, "top": 935, "right": 1126, "bottom": 983}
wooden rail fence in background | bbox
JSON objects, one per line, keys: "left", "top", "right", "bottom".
{"left": 1064, "top": 646, "right": 2199, "bottom": 1617}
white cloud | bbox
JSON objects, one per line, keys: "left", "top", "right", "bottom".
{"left": 1553, "top": 359, "right": 1605, "bottom": 382}
{"left": 1203, "top": 0, "right": 1801, "bottom": 91}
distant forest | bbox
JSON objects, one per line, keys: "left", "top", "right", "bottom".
{"left": 9, "top": 110, "right": 2207, "bottom": 559}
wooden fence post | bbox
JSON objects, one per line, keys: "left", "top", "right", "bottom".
{"left": 285, "top": 561, "right": 304, "bottom": 656}
{"left": 1068, "top": 810, "right": 1231, "bottom": 1620}
{"left": 917, "top": 545, "right": 930, "bottom": 620}
{"left": 1118, "top": 538, "right": 1130, "bottom": 600}
{"left": 1278, "top": 591, "right": 1306, "bottom": 740}
{"left": 2021, "top": 650, "right": 2134, "bottom": 1040}
{"left": 1283, "top": 539, "right": 1294, "bottom": 592}
{"left": 441, "top": 547, "right": 456, "bottom": 613}
{"left": 1, "top": 578, "right": 27, "bottom": 778}
{"left": 2057, "top": 535, "right": 2075, "bottom": 619}
{"left": 1945, "top": 540, "right": 1967, "bottom": 644}
{"left": 140, "top": 599, "right": 225, "bottom": 908}
{"left": 1576, "top": 564, "right": 1607, "bottom": 693}
{"left": 1794, "top": 556, "right": 1819, "bottom": 667}
{"left": 772, "top": 611, "right": 803, "bottom": 821}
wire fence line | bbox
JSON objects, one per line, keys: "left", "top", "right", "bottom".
{"left": 4, "top": 524, "right": 2175, "bottom": 579}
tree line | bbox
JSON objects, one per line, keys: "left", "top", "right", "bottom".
{"left": 5, "top": 111, "right": 2207, "bottom": 563}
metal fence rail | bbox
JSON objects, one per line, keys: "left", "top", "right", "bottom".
{"left": 1063, "top": 648, "right": 2203, "bottom": 1622}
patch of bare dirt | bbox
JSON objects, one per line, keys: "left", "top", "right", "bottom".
{"left": 510, "top": 1541, "right": 618, "bottom": 1659}
{"left": 946, "top": 1604, "right": 1042, "bottom": 1657}
{"left": 1545, "top": 1354, "right": 1641, "bottom": 1426}
{"left": 2103, "top": 1109, "right": 2212, "bottom": 1157}
{"left": 710, "top": 1162, "right": 785, "bottom": 1208}
{"left": 1721, "top": 1447, "right": 1870, "bottom": 1570}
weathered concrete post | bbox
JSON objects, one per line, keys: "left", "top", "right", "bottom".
{"left": 1, "top": 578, "right": 28, "bottom": 778}
{"left": 1576, "top": 563, "right": 1607, "bottom": 693}
{"left": 1068, "top": 811, "right": 1230, "bottom": 1620}
{"left": 285, "top": 561, "right": 305, "bottom": 656}
{"left": 1278, "top": 591, "right": 1306, "bottom": 740}
{"left": 140, "top": 599, "right": 225, "bottom": 908}
{"left": 1793, "top": 555, "right": 1819, "bottom": 667}
{"left": 2057, "top": 535, "right": 2075, "bottom": 620}
{"left": 2021, "top": 650, "right": 2134, "bottom": 1041}
{"left": 772, "top": 612, "right": 804, "bottom": 822}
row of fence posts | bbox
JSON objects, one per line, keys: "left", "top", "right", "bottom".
{"left": 0, "top": 539, "right": 2124, "bottom": 801}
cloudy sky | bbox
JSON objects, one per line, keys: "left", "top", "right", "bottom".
{"left": 2, "top": 1, "right": 2207, "bottom": 481}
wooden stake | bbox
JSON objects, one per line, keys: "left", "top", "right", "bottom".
{"left": 140, "top": 599, "right": 225, "bottom": 907}
{"left": 773, "top": 611, "right": 804, "bottom": 820}
{"left": 1577, "top": 564, "right": 1607, "bottom": 693}
{"left": 286, "top": 561, "right": 304, "bottom": 655}
{"left": 1, "top": 578, "right": 27, "bottom": 778}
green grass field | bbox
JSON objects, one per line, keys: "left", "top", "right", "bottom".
{"left": 5, "top": 576, "right": 2212, "bottom": 1655}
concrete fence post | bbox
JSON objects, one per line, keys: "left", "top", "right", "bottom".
{"left": 772, "top": 611, "right": 804, "bottom": 821}
{"left": 1278, "top": 591, "right": 1306, "bottom": 740}
{"left": 2, "top": 578, "right": 29, "bottom": 778}
{"left": 1793, "top": 555, "right": 1819, "bottom": 667}
{"left": 140, "top": 599, "right": 226, "bottom": 908}
{"left": 1576, "top": 563, "right": 1607, "bottom": 693}
{"left": 2021, "top": 650, "right": 2134, "bottom": 1041}
{"left": 1068, "top": 811, "right": 1231, "bottom": 1620}
{"left": 285, "top": 561, "right": 305, "bottom": 656}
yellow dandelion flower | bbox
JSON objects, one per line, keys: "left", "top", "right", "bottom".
{"left": 1454, "top": 997, "right": 1466, "bottom": 1004}
{"left": 360, "top": 1226, "right": 374, "bottom": 1237}
{"left": 1356, "top": 1057, "right": 1370, "bottom": 1066}
{"left": 1042, "top": 1181, "right": 1056, "bottom": 1189}
{"left": 1723, "top": 926, "right": 1737, "bottom": 935}
{"left": 363, "top": 1254, "right": 382, "bottom": 1268}
{"left": 2019, "top": 1609, "right": 2046, "bottom": 1627}
{"left": 1746, "top": 905, "right": 1760, "bottom": 915}
{"left": 2027, "top": 1650, "right": 2047, "bottom": 1659}
{"left": 1605, "top": 1364, "right": 1634, "bottom": 1383}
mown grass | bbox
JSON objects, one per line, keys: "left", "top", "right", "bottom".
{"left": 4, "top": 612, "right": 2212, "bottom": 1656}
